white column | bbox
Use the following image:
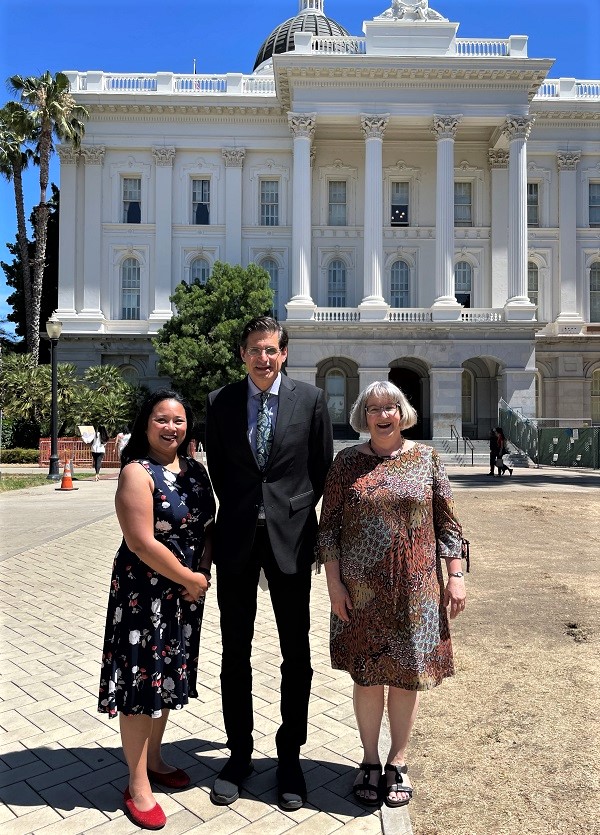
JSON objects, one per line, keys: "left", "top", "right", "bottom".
{"left": 286, "top": 112, "right": 316, "bottom": 319}
{"left": 429, "top": 367, "right": 463, "bottom": 439}
{"left": 431, "top": 115, "right": 462, "bottom": 320}
{"left": 503, "top": 115, "right": 536, "bottom": 319}
{"left": 359, "top": 114, "right": 389, "bottom": 319}
{"left": 151, "top": 147, "right": 175, "bottom": 323}
{"left": 56, "top": 146, "right": 78, "bottom": 315}
{"left": 80, "top": 146, "right": 105, "bottom": 317}
{"left": 556, "top": 150, "right": 582, "bottom": 324}
{"left": 488, "top": 149, "right": 509, "bottom": 308}
{"left": 222, "top": 148, "right": 245, "bottom": 266}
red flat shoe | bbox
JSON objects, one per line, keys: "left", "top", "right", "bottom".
{"left": 124, "top": 787, "right": 166, "bottom": 830}
{"left": 147, "top": 767, "right": 191, "bottom": 790}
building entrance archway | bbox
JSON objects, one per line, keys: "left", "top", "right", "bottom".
{"left": 388, "top": 364, "right": 430, "bottom": 439}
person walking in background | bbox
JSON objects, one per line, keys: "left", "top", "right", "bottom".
{"left": 116, "top": 425, "right": 131, "bottom": 460}
{"left": 98, "top": 390, "right": 215, "bottom": 830}
{"left": 488, "top": 428, "right": 498, "bottom": 476}
{"left": 91, "top": 426, "right": 108, "bottom": 481}
{"left": 317, "top": 381, "right": 466, "bottom": 809}
{"left": 205, "top": 315, "right": 333, "bottom": 811}
{"left": 495, "top": 427, "right": 513, "bottom": 476}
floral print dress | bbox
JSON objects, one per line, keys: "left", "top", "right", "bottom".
{"left": 98, "top": 458, "right": 215, "bottom": 718}
{"left": 317, "top": 444, "right": 462, "bottom": 691}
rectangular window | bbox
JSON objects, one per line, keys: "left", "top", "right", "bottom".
{"left": 192, "top": 179, "right": 210, "bottom": 225}
{"left": 590, "top": 183, "right": 600, "bottom": 228}
{"left": 391, "top": 182, "right": 409, "bottom": 226}
{"left": 527, "top": 183, "right": 539, "bottom": 227}
{"left": 328, "top": 180, "right": 347, "bottom": 226}
{"left": 260, "top": 180, "right": 279, "bottom": 226}
{"left": 528, "top": 263, "right": 539, "bottom": 306}
{"left": 122, "top": 177, "right": 141, "bottom": 224}
{"left": 454, "top": 182, "right": 472, "bottom": 227}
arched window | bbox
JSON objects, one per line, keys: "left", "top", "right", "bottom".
{"left": 261, "top": 258, "right": 279, "bottom": 317}
{"left": 590, "top": 262, "right": 600, "bottom": 323}
{"left": 325, "top": 369, "right": 346, "bottom": 424}
{"left": 528, "top": 262, "right": 539, "bottom": 307}
{"left": 461, "top": 370, "right": 473, "bottom": 423}
{"left": 190, "top": 257, "right": 210, "bottom": 285}
{"left": 535, "top": 372, "right": 541, "bottom": 418}
{"left": 592, "top": 369, "right": 600, "bottom": 424}
{"left": 120, "top": 364, "right": 139, "bottom": 385}
{"left": 390, "top": 260, "right": 410, "bottom": 308}
{"left": 328, "top": 259, "right": 346, "bottom": 307}
{"left": 455, "top": 261, "right": 472, "bottom": 308}
{"left": 121, "top": 258, "right": 140, "bottom": 320}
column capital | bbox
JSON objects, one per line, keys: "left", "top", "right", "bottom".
{"left": 360, "top": 114, "right": 390, "bottom": 140}
{"left": 80, "top": 146, "right": 105, "bottom": 165}
{"left": 557, "top": 150, "right": 581, "bottom": 171}
{"left": 502, "top": 115, "right": 535, "bottom": 141}
{"left": 222, "top": 147, "right": 246, "bottom": 167}
{"left": 152, "top": 147, "right": 176, "bottom": 166}
{"left": 488, "top": 149, "right": 509, "bottom": 169}
{"left": 57, "top": 145, "right": 79, "bottom": 165}
{"left": 431, "top": 115, "right": 462, "bottom": 139}
{"left": 287, "top": 112, "right": 317, "bottom": 139}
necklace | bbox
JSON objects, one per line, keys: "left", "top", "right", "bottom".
{"left": 368, "top": 437, "right": 405, "bottom": 459}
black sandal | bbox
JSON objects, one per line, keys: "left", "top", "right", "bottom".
{"left": 383, "top": 763, "right": 413, "bottom": 808}
{"left": 352, "top": 762, "right": 382, "bottom": 807}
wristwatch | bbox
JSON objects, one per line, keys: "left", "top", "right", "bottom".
{"left": 448, "top": 571, "right": 464, "bottom": 578}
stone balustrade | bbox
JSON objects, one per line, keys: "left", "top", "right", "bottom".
{"left": 312, "top": 307, "right": 506, "bottom": 323}
{"left": 535, "top": 78, "right": 600, "bottom": 99}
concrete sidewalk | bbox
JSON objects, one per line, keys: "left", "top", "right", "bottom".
{"left": 0, "top": 466, "right": 598, "bottom": 834}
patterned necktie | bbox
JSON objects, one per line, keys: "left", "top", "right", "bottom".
{"left": 256, "top": 391, "right": 273, "bottom": 469}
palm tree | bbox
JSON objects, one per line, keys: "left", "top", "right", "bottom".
{"left": 0, "top": 102, "right": 35, "bottom": 351}
{"left": 9, "top": 71, "right": 88, "bottom": 362}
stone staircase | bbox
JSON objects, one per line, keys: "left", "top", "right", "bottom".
{"left": 332, "top": 437, "right": 528, "bottom": 467}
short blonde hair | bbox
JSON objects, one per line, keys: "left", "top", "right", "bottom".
{"left": 349, "top": 380, "right": 418, "bottom": 433}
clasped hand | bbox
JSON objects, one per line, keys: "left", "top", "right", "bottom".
{"left": 327, "top": 578, "right": 353, "bottom": 622}
{"left": 180, "top": 571, "right": 211, "bottom": 603}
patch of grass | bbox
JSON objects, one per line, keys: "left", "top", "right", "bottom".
{"left": 0, "top": 474, "right": 55, "bottom": 492}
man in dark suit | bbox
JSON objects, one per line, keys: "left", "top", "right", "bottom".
{"left": 205, "top": 316, "right": 333, "bottom": 810}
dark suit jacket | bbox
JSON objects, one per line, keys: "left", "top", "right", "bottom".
{"left": 206, "top": 375, "right": 333, "bottom": 575}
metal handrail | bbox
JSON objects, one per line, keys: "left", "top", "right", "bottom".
{"left": 449, "top": 424, "right": 475, "bottom": 465}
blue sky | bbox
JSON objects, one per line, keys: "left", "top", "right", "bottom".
{"left": 1, "top": 0, "right": 599, "bottom": 334}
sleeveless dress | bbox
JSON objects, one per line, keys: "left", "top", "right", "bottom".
{"left": 98, "top": 457, "right": 215, "bottom": 718}
{"left": 317, "top": 444, "right": 462, "bottom": 690}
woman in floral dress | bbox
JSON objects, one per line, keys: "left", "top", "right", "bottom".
{"left": 98, "top": 390, "right": 215, "bottom": 830}
{"left": 317, "top": 381, "right": 466, "bottom": 809}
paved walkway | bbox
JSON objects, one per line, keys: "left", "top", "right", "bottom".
{"left": 0, "top": 465, "right": 598, "bottom": 834}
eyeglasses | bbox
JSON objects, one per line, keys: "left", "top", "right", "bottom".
{"left": 245, "top": 347, "right": 280, "bottom": 358}
{"left": 365, "top": 404, "right": 400, "bottom": 416}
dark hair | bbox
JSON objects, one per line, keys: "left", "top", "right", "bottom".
{"left": 495, "top": 427, "right": 506, "bottom": 439}
{"left": 98, "top": 425, "right": 109, "bottom": 444}
{"left": 121, "top": 389, "right": 194, "bottom": 468}
{"left": 240, "top": 315, "right": 288, "bottom": 351}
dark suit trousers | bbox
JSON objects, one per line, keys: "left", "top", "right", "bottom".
{"left": 216, "top": 527, "right": 313, "bottom": 763}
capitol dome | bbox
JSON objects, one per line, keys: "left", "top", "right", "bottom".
{"left": 253, "top": 0, "right": 351, "bottom": 71}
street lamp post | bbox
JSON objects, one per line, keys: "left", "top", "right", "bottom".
{"left": 46, "top": 314, "right": 63, "bottom": 480}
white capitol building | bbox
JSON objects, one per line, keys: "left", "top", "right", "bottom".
{"left": 56, "top": 0, "right": 600, "bottom": 438}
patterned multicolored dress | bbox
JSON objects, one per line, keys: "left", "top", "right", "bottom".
{"left": 316, "top": 444, "right": 462, "bottom": 690}
{"left": 98, "top": 458, "right": 215, "bottom": 718}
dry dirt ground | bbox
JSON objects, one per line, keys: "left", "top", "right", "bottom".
{"left": 406, "top": 489, "right": 600, "bottom": 835}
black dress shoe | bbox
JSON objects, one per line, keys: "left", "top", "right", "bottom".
{"left": 210, "top": 758, "right": 254, "bottom": 806}
{"left": 277, "top": 759, "right": 307, "bottom": 811}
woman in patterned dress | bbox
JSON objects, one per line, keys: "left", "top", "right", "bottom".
{"left": 98, "top": 390, "right": 215, "bottom": 830}
{"left": 317, "top": 381, "right": 466, "bottom": 809}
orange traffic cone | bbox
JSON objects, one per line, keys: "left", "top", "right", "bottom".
{"left": 55, "top": 459, "right": 78, "bottom": 491}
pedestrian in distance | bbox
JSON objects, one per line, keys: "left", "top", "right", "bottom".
{"left": 97, "top": 390, "right": 215, "bottom": 830}
{"left": 495, "top": 426, "right": 513, "bottom": 476}
{"left": 91, "top": 426, "right": 108, "bottom": 480}
{"left": 115, "top": 425, "right": 131, "bottom": 460}
{"left": 205, "top": 315, "right": 333, "bottom": 811}
{"left": 317, "top": 381, "right": 466, "bottom": 809}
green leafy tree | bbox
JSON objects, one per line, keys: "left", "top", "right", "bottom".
{"left": 82, "top": 365, "right": 147, "bottom": 436}
{"left": 154, "top": 261, "right": 274, "bottom": 417}
{"left": 9, "top": 71, "right": 88, "bottom": 361}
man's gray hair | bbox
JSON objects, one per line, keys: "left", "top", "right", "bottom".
{"left": 349, "top": 380, "right": 418, "bottom": 433}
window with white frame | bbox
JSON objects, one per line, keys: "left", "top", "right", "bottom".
{"left": 454, "top": 182, "right": 472, "bottom": 227}
{"left": 260, "top": 180, "right": 279, "bottom": 226}
{"left": 527, "top": 183, "right": 539, "bottom": 227}
{"left": 325, "top": 369, "right": 346, "bottom": 424}
{"left": 122, "top": 177, "right": 141, "bottom": 224}
{"left": 590, "top": 183, "right": 600, "bottom": 228}
{"left": 391, "top": 182, "right": 409, "bottom": 226}
{"left": 461, "top": 370, "right": 473, "bottom": 423}
{"left": 328, "top": 260, "right": 346, "bottom": 307}
{"left": 261, "top": 258, "right": 279, "bottom": 317}
{"left": 590, "top": 262, "right": 600, "bottom": 322}
{"left": 592, "top": 369, "right": 600, "bottom": 424}
{"left": 328, "top": 181, "right": 347, "bottom": 226}
{"left": 390, "top": 260, "right": 410, "bottom": 308}
{"left": 192, "top": 179, "right": 210, "bottom": 225}
{"left": 190, "top": 257, "right": 210, "bottom": 285}
{"left": 121, "top": 257, "right": 141, "bottom": 319}
{"left": 455, "top": 261, "right": 472, "bottom": 307}
{"left": 528, "top": 262, "right": 539, "bottom": 306}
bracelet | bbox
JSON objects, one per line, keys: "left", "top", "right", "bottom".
{"left": 448, "top": 571, "right": 464, "bottom": 578}
{"left": 197, "top": 567, "right": 212, "bottom": 580}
